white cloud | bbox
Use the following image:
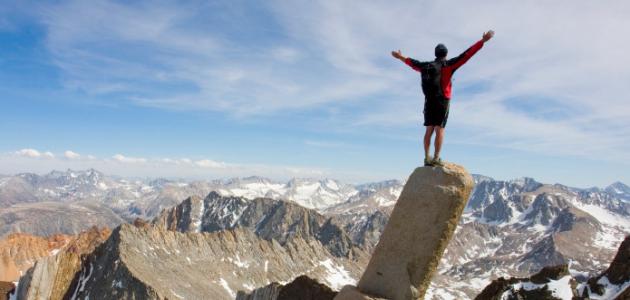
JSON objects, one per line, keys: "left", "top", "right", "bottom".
{"left": 15, "top": 149, "right": 54, "bottom": 159}
{"left": 64, "top": 150, "right": 80, "bottom": 159}
{"left": 112, "top": 154, "right": 147, "bottom": 164}
{"left": 16, "top": 149, "right": 42, "bottom": 158}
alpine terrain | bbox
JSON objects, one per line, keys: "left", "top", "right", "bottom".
{"left": 1, "top": 169, "right": 629, "bottom": 299}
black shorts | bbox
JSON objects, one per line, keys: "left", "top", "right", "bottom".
{"left": 423, "top": 96, "right": 450, "bottom": 127}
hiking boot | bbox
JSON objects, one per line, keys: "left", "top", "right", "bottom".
{"left": 424, "top": 156, "right": 434, "bottom": 166}
{"left": 432, "top": 157, "right": 445, "bottom": 167}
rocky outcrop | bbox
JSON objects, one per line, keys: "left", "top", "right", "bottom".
{"left": 276, "top": 276, "right": 337, "bottom": 300}
{"left": 474, "top": 265, "right": 570, "bottom": 300}
{"left": 338, "top": 163, "right": 473, "bottom": 300}
{"left": 600, "top": 235, "right": 630, "bottom": 284}
{"left": 237, "top": 282, "right": 282, "bottom": 300}
{"left": 237, "top": 275, "right": 338, "bottom": 300}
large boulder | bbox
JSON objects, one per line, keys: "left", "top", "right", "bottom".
{"left": 337, "top": 163, "right": 473, "bottom": 300}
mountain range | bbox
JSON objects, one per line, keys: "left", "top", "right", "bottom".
{"left": 1, "top": 169, "right": 629, "bottom": 299}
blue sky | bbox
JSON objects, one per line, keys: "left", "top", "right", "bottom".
{"left": 1, "top": 1, "right": 629, "bottom": 187}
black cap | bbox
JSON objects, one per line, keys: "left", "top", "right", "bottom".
{"left": 435, "top": 43, "right": 448, "bottom": 58}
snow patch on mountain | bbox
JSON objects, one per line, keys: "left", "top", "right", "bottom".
{"left": 70, "top": 262, "right": 93, "bottom": 300}
{"left": 8, "top": 282, "right": 18, "bottom": 300}
{"left": 217, "top": 278, "right": 236, "bottom": 298}
{"left": 319, "top": 259, "right": 355, "bottom": 290}
{"left": 573, "top": 202, "right": 630, "bottom": 230}
{"left": 577, "top": 276, "right": 630, "bottom": 300}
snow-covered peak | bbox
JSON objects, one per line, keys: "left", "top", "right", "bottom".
{"left": 283, "top": 178, "right": 358, "bottom": 209}
{"left": 607, "top": 182, "right": 630, "bottom": 193}
{"left": 510, "top": 177, "right": 543, "bottom": 192}
{"left": 356, "top": 180, "right": 402, "bottom": 192}
{"left": 605, "top": 182, "right": 630, "bottom": 202}
{"left": 472, "top": 174, "right": 494, "bottom": 184}
{"left": 225, "top": 176, "right": 277, "bottom": 186}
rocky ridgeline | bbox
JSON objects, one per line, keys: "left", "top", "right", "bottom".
{"left": 18, "top": 224, "right": 362, "bottom": 299}
{"left": 152, "top": 191, "right": 364, "bottom": 259}
{"left": 14, "top": 193, "right": 368, "bottom": 299}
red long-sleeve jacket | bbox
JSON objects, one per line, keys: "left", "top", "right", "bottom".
{"left": 404, "top": 40, "right": 484, "bottom": 99}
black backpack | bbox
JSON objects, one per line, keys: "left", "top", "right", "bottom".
{"left": 421, "top": 61, "right": 444, "bottom": 98}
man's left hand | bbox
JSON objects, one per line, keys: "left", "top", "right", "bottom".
{"left": 391, "top": 49, "right": 405, "bottom": 60}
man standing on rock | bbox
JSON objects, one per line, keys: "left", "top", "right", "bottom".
{"left": 392, "top": 30, "right": 494, "bottom": 166}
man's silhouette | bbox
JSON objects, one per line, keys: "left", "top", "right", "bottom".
{"left": 392, "top": 30, "right": 494, "bottom": 166}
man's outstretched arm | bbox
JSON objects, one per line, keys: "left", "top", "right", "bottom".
{"left": 450, "top": 30, "right": 494, "bottom": 70}
{"left": 392, "top": 49, "right": 423, "bottom": 72}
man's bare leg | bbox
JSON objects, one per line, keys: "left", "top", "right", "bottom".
{"left": 433, "top": 126, "right": 445, "bottom": 159}
{"left": 424, "top": 126, "right": 435, "bottom": 161}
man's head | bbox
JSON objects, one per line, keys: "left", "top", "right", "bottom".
{"left": 435, "top": 44, "right": 448, "bottom": 59}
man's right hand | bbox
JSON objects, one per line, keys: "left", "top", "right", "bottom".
{"left": 482, "top": 30, "right": 494, "bottom": 42}
{"left": 391, "top": 49, "right": 406, "bottom": 60}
